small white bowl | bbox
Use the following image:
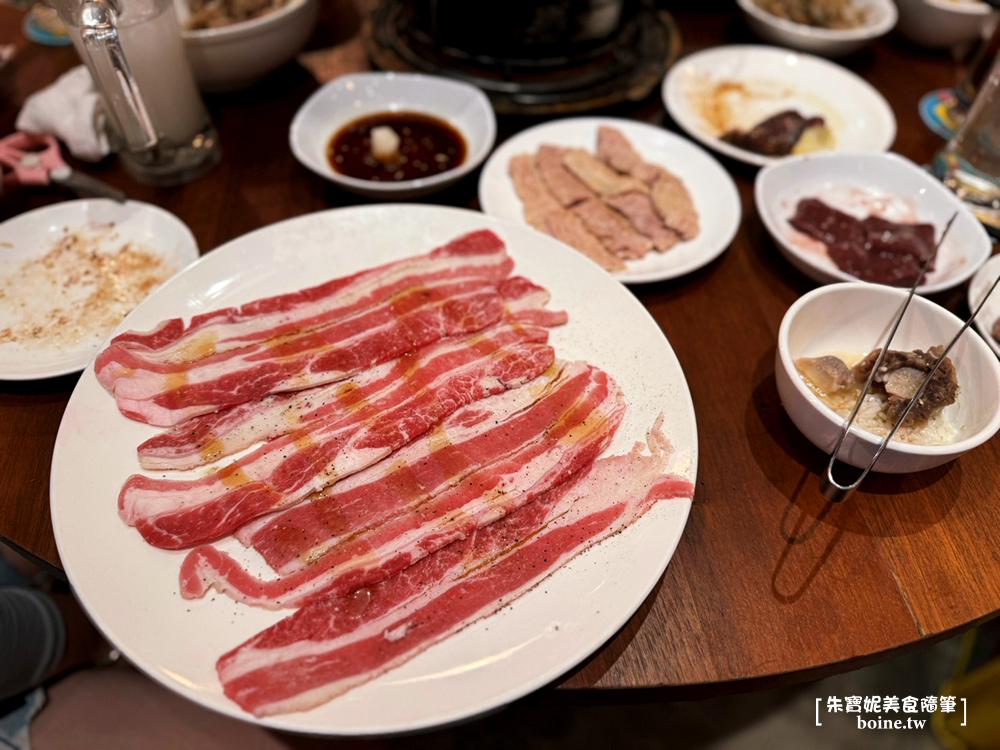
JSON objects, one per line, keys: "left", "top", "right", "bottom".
{"left": 895, "top": 0, "right": 994, "bottom": 50}
{"left": 756, "top": 151, "right": 991, "bottom": 294}
{"left": 736, "top": 0, "right": 897, "bottom": 57}
{"left": 289, "top": 72, "right": 497, "bottom": 200}
{"left": 967, "top": 252, "right": 1000, "bottom": 359}
{"left": 178, "top": 0, "right": 319, "bottom": 92}
{"left": 776, "top": 282, "right": 1000, "bottom": 473}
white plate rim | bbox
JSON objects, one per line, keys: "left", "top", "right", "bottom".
{"left": 661, "top": 44, "right": 897, "bottom": 168}
{"left": 477, "top": 116, "right": 741, "bottom": 284}
{"left": 969, "top": 252, "right": 1000, "bottom": 359}
{"left": 50, "top": 204, "right": 698, "bottom": 736}
{"left": 0, "top": 199, "right": 199, "bottom": 381}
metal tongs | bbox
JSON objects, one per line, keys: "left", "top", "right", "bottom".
{"left": 821, "top": 213, "right": 1000, "bottom": 503}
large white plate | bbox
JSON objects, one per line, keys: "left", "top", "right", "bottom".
{"left": 0, "top": 200, "right": 198, "bottom": 381}
{"left": 479, "top": 117, "right": 741, "bottom": 284}
{"left": 51, "top": 205, "right": 697, "bottom": 736}
{"left": 969, "top": 253, "right": 1000, "bottom": 359}
{"left": 662, "top": 45, "right": 896, "bottom": 167}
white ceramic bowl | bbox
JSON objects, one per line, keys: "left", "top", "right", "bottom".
{"left": 177, "top": 0, "right": 319, "bottom": 92}
{"left": 967, "top": 252, "right": 1000, "bottom": 359}
{"left": 776, "top": 282, "right": 1000, "bottom": 473}
{"left": 895, "top": 0, "right": 994, "bottom": 49}
{"left": 289, "top": 72, "right": 497, "bottom": 199}
{"left": 756, "top": 151, "right": 991, "bottom": 294}
{"left": 736, "top": 0, "right": 897, "bottom": 57}
{"left": 0, "top": 199, "right": 199, "bottom": 381}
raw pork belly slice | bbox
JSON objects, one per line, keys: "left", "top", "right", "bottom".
{"left": 178, "top": 362, "right": 623, "bottom": 608}
{"left": 137, "top": 318, "right": 558, "bottom": 471}
{"left": 119, "top": 336, "right": 555, "bottom": 549}
{"left": 242, "top": 360, "right": 622, "bottom": 574}
{"left": 217, "top": 418, "right": 695, "bottom": 717}
{"left": 104, "top": 275, "right": 507, "bottom": 427}
{"left": 96, "top": 229, "right": 510, "bottom": 385}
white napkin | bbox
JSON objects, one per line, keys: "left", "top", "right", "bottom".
{"left": 15, "top": 65, "right": 111, "bottom": 163}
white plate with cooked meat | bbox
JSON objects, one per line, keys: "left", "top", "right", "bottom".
{"left": 662, "top": 45, "right": 896, "bottom": 167}
{"left": 478, "top": 117, "right": 741, "bottom": 284}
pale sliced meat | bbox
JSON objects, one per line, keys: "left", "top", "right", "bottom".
{"left": 596, "top": 126, "right": 661, "bottom": 185}
{"left": 562, "top": 148, "right": 649, "bottom": 197}
{"left": 572, "top": 197, "right": 654, "bottom": 260}
{"left": 603, "top": 192, "right": 679, "bottom": 252}
{"left": 651, "top": 171, "right": 700, "bottom": 240}
{"left": 535, "top": 145, "right": 594, "bottom": 207}
{"left": 542, "top": 210, "right": 626, "bottom": 272}
{"left": 509, "top": 153, "right": 561, "bottom": 229}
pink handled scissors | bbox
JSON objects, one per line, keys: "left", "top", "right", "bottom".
{"left": 0, "top": 131, "right": 126, "bottom": 202}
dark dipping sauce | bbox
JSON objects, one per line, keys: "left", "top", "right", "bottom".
{"left": 327, "top": 112, "right": 466, "bottom": 182}
{"left": 789, "top": 198, "right": 937, "bottom": 287}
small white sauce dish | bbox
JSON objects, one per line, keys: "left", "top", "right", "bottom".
{"left": 176, "top": 0, "right": 319, "bottom": 92}
{"left": 736, "top": 0, "right": 897, "bottom": 57}
{"left": 755, "top": 151, "right": 992, "bottom": 295}
{"left": 289, "top": 72, "right": 497, "bottom": 200}
{"left": 776, "top": 282, "right": 1000, "bottom": 473}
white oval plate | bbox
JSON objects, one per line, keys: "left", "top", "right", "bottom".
{"left": 755, "top": 151, "right": 991, "bottom": 294}
{"left": 478, "top": 117, "right": 741, "bottom": 284}
{"left": 0, "top": 200, "right": 198, "bottom": 381}
{"left": 290, "top": 72, "right": 497, "bottom": 200}
{"left": 50, "top": 205, "right": 697, "bottom": 736}
{"left": 969, "top": 253, "right": 1000, "bottom": 359}
{"left": 662, "top": 45, "right": 896, "bottom": 168}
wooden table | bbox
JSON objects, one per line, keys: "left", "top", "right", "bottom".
{"left": 2, "top": 1, "right": 998, "bottom": 699}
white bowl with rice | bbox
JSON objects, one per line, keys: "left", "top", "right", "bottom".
{"left": 776, "top": 282, "right": 1000, "bottom": 473}
{"left": 736, "top": 0, "right": 897, "bottom": 57}
{"left": 176, "top": 0, "right": 319, "bottom": 92}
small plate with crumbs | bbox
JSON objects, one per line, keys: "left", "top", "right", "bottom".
{"left": 0, "top": 200, "right": 198, "bottom": 380}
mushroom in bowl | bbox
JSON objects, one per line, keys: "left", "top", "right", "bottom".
{"left": 177, "top": 0, "right": 319, "bottom": 92}
{"left": 776, "top": 282, "right": 1000, "bottom": 474}
{"left": 735, "top": 0, "right": 897, "bottom": 57}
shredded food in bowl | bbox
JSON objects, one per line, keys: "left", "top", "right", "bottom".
{"left": 186, "top": 0, "right": 293, "bottom": 29}
{"left": 754, "top": 0, "right": 868, "bottom": 29}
